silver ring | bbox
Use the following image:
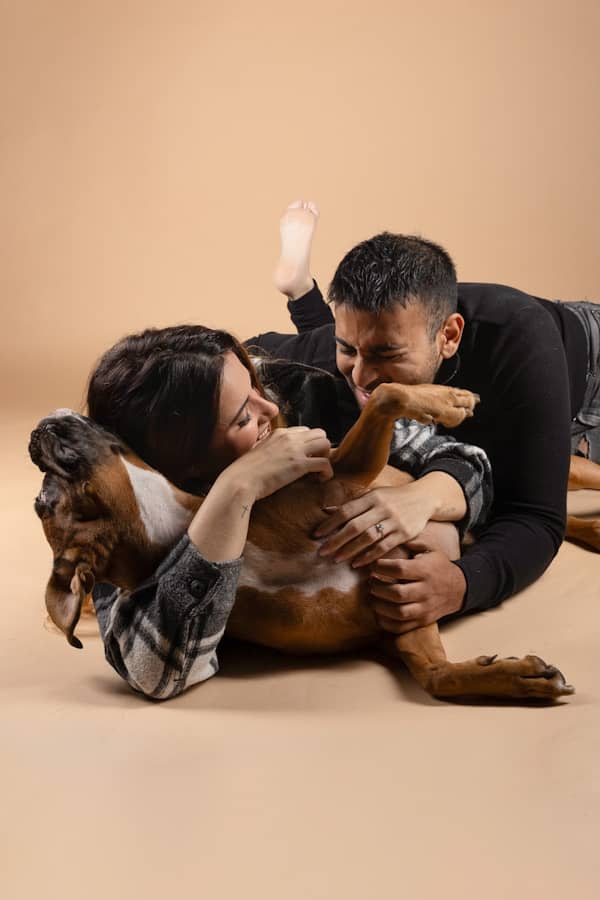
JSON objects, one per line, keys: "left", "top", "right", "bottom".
{"left": 375, "top": 522, "right": 385, "bottom": 536}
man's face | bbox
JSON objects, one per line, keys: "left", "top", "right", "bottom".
{"left": 334, "top": 301, "right": 453, "bottom": 408}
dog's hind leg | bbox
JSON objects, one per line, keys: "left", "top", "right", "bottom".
{"left": 566, "top": 515, "right": 600, "bottom": 551}
{"left": 384, "top": 625, "right": 574, "bottom": 702}
{"left": 565, "top": 456, "right": 600, "bottom": 550}
{"left": 568, "top": 454, "right": 600, "bottom": 490}
{"left": 331, "top": 383, "right": 479, "bottom": 484}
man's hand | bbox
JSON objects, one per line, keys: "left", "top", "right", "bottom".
{"left": 368, "top": 546, "right": 466, "bottom": 634}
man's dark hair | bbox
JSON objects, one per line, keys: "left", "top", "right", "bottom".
{"left": 328, "top": 232, "right": 457, "bottom": 334}
{"left": 87, "top": 324, "right": 260, "bottom": 488}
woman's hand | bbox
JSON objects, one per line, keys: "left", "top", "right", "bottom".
{"left": 314, "top": 483, "right": 434, "bottom": 566}
{"left": 313, "top": 473, "right": 466, "bottom": 567}
{"left": 189, "top": 427, "right": 331, "bottom": 562}
{"left": 229, "top": 426, "right": 333, "bottom": 501}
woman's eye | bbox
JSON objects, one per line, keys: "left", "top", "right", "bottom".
{"left": 238, "top": 414, "right": 251, "bottom": 428}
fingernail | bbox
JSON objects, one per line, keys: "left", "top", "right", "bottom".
{"left": 322, "top": 506, "right": 337, "bottom": 513}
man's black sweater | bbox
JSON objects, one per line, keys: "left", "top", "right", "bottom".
{"left": 247, "top": 283, "right": 587, "bottom": 615}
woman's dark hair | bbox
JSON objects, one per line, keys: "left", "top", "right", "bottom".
{"left": 328, "top": 232, "right": 457, "bottom": 335}
{"left": 87, "top": 324, "right": 261, "bottom": 487}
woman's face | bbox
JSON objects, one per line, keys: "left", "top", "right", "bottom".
{"left": 207, "top": 352, "right": 279, "bottom": 472}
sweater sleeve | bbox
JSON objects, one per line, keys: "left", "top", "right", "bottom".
{"left": 388, "top": 420, "right": 493, "bottom": 533}
{"left": 451, "top": 305, "right": 572, "bottom": 614}
{"left": 92, "top": 535, "right": 241, "bottom": 700}
{"left": 245, "top": 282, "right": 337, "bottom": 372}
{"left": 286, "top": 281, "right": 335, "bottom": 332}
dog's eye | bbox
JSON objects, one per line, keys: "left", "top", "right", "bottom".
{"left": 73, "top": 508, "right": 99, "bottom": 523}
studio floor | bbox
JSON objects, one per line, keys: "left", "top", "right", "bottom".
{"left": 3, "top": 409, "right": 599, "bottom": 900}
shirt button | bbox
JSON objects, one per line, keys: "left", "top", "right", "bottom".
{"left": 189, "top": 579, "right": 206, "bottom": 598}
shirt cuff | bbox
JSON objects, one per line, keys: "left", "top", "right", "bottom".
{"left": 451, "top": 553, "right": 497, "bottom": 614}
{"left": 287, "top": 281, "right": 335, "bottom": 331}
{"left": 154, "top": 534, "right": 243, "bottom": 614}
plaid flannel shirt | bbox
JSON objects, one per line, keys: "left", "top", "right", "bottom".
{"left": 93, "top": 418, "right": 491, "bottom": 700}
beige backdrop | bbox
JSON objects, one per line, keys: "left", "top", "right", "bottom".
{"left": 2, "top": 2, "right": 600, "bottom": 899}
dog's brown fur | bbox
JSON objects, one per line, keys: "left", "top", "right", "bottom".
{"left": 30, "top": 383, "right": 578, "bottom": 701}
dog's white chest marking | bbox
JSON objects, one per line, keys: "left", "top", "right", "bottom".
{"left": 239, "top": 543, "right": 362, "bottom": 597}
{"left": 122, "top": 459, "right": 194, "bottom": 548}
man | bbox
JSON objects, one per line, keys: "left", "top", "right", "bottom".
{"left": 247, "top": 201, "right": 595, "bottom": 634}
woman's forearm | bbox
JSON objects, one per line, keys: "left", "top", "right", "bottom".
{"left": 414, "top": 471, "right": 467, "bottom": 523}
{"left": 187, "top": 471, "right": 256, "bottom": 562}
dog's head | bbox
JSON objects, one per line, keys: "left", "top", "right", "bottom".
{"left": 29, "top": 410, "right": 128, "bottom": 648}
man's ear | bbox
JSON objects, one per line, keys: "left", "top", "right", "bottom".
{"left": 440, "top": 313, "right": 465, "bottom": 358}
{"left": 45, "top": 565, "right": 96, "bottom": 649}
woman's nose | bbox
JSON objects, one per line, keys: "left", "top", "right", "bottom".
{"left": 256, "top": 394, "right": 279, "bottom": 420}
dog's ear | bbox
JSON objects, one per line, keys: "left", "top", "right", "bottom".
{"left": 45, "top": 565, "right": 96, "bottom": 649}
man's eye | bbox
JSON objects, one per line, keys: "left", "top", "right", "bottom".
{"left": 338, "top": 347, "right": 355, "bottom": 356}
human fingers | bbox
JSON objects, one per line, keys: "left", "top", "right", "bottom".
{"left": 370, "top": 597, "right": 423, "bottom": 622}
{"left": 302, "top": 434, "right": 332, "bottom": 457}
{"left": 350, "top": 536, "right": 409, "bottom": 568}
{"left": 371, "top": 556, "right": 426, "bottom": 582}
{"left": 303, "top": 456, "right": 334, "bottom": 482}
{"left": 312, "top": 495, "right": 372, "bottom": 538}
{"left": 318, "top": 509, "right": 386, "bottom": 558}
{"left": 369, "top": 579, "right": 422, "bottom": 605}
{"left": 323, "top": 517, "right": 396, "bottom": 562}
{"left": 402, "top": 540, "right": 432, "bottom": 557}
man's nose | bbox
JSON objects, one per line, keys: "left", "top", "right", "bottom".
{"left": 352, "top": 356, "right": 378, "bottom": 389}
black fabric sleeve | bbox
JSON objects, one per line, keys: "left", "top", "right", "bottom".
{"left": 245, "top": 323, "right": 337, "bottom": 374}
{"left": 245, "top": 282, "right": 337, "bottom": 372}
{"left": 286, "top": 281, "right": 335, "bottom": 332}
{"left": 450, "top": 305, "right": 572, "bottom": 615}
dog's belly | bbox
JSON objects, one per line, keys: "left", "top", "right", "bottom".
{"left": 227, "top": 542, "right": 378, "bottom": 653}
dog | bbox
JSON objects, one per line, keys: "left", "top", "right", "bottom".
{"left": 29, "top": 379, "right": 577, "bottom": 702}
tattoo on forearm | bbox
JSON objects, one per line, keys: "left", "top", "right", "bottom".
{"left": 241, "top": 504, "right": 249, "bottom": 518}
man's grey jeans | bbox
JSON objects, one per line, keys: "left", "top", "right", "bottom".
{"left": 566, "top": 301, "right": 600, "bottom": 461}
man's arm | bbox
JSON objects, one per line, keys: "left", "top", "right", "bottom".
{"left": 372, "top": 300, "right": 573, "bottom": 628}
{"left": 454, "top": 312, "right": 571, "bottom": 613}
{"left": 245, "top": 283, "right": 336, "bottom": 371}
{"left": 286, "top": 281, "right": 334, "bottom": 332}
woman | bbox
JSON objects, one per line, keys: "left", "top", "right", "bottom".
{"left": 88, "top": 324, "right": 491, "bottom": 699}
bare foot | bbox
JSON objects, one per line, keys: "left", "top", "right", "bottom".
{"left": 273, "top": 200, "right": 319, "bottom": 300}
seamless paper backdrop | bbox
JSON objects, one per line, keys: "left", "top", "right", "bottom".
{"left": 2, "top": 0, "right": 599, "bottom": 411}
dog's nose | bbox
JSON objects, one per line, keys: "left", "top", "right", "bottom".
{"left": 34, "top": 491, "right": 57, "bottom": 517}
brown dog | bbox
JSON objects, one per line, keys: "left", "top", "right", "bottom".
{"left": 29, "top": 382, "right": 576, "bottom": 701}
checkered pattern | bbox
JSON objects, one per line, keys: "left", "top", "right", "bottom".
{"left": 92, "top": 421, "right": 492, "bottom": 700}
